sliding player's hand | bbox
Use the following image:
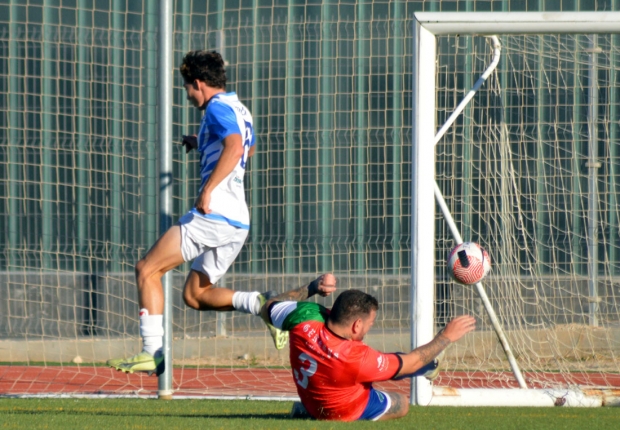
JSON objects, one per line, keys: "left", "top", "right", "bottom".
{"left": 440, "top": 315, "right": 476, "bottom": 343}
{"left": 315, "top": 273, "right": 337, "bottom": 297}
{"left": 181, "top": 135, "right": 198, "bottom": 153}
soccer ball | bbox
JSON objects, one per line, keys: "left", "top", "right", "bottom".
{"left": 446, "top": 242, "right": 491, "bottom": 285}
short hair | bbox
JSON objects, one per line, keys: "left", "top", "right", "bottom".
{"left": 328, "top": 289, "right": 379, "bottom": 326}
{"left": 179, "top": 50, "right": 226, "bottom": 89}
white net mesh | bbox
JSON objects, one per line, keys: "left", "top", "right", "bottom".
{"left": 0, "top": 4, "right": 413, "bottom": 397}
{"left": 434, "top": 34, "right": 620, "bottom": 389}
{"left": 2, "top": 2, "right": 620, "bottom": 398}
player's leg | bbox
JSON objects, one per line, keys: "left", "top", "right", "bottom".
{"left": 358, "top": 388, "right": 408, "bottom": 421}
{"left": 182, "top": 224, "right": 249, "bottom": 312}
{"left": 183, "top": 269, "right": 235, "bottom": 311}
{"left": 107, "top": 224, "right": 185, "bottom": 375}
{"left": 182, "top": 216, "right": 288, "bottom": 349}
{"left": 136, "top": 224, "right": 185, "bottom": 313}
{"left": 289, "top": 401, "right": 312, "bottom": 419}
{"left": 183, "top": 262, "right": 289, "bottom": 351}
{"left": 375, "top": 391, "right": 409, "bottom": 421}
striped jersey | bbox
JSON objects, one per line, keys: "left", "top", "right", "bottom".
{"left": 194, "top": 92, "right": 255, "bottom": 229}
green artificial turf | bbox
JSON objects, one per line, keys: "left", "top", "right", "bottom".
{"left": 1, "top": 398, "right": 619, "bottom": 430}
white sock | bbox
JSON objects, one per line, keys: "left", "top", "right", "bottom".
{"left": 232, "top": 291, "right": 261, "bottom": 315}
{"left": 139, "top": 309, "right": 164, "bottom": 357}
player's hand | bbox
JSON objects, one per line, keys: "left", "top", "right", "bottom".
{"left": 181, "top": 135, "right": 198, "bottom": 153}
{"left": 313, "top": 273, "right": 337, "bottom": 297}
{"left": 439, "top": 315, "right": 476, "bottom": 343}
{"left": 194, "top": 190, "right": 212, "bottom": 214}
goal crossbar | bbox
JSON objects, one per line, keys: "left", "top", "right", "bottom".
{"left": 416, "top": 12, "right": 620, "bottom": 35}
{"left": 411, "top": 12, "right": 620, "bottom": 407}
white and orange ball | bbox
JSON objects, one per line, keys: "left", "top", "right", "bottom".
{"left": 447, "top": 242, "right": 491, "bottom": 285}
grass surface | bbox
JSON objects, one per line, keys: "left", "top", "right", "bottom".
{"left": 1, "top": 398, "right": 619, "bottom": 430}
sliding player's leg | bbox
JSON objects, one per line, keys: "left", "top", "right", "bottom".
{"left": 107, "top": 224, "right": 185, "bottom": 375}
{"left": 357, "top": 388, "right": 408, "bottom": 421}
{"left": 375, "top": 391, "right": 409, "bottom": 421}
{"left": 289, "top": 401, "right": 312, "bottom": 419}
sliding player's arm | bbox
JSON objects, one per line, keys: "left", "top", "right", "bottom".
{"left": 259, "top": 274, "right": 336, "bottom": 324}
{"left": 393, "top": 315, "right": 476, "bottom": 378}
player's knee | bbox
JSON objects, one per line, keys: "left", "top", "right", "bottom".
{"left": 135, "top": 259, "right": 165, "bottom": 293}
{"left": 394, "top": 393, "right": 409, "bottom": 417}
{"left": 383, "top": 392, "right": 408, "bottom": 420}
{"left": 182, "top": 271, "right": 215, "bottom": 310}
{"left": 398, "top": 398, "right": 409, "bottom": 417}
{"left": 182, "top": 288, "right": 200, "bottom": 310}
{"left": 135, "top": 259, "right": 149, "bottom": 287}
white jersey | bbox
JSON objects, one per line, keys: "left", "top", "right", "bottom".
{"left": 194, "top": 92, "right": 255, "bottom": 229}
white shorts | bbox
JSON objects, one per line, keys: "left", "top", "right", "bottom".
{"left": 178, "top": 210, "right": 249, "bottom": 283}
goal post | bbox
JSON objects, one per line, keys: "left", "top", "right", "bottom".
{"left": 158, "top": 0, "right": 173, "bottom": 399}
{"left": 412, "top": 12, "right": 620, "bottom": 406}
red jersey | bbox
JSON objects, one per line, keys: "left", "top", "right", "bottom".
{"left": 271, "top": 301, "right": 402, "bottom": 421}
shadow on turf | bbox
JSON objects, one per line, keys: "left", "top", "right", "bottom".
{"left": 3, "top": 409, "right": 308, "bottom": 421}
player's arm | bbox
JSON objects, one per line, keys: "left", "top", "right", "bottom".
{"left": 194, "top": 133, "right": 244, "bottom": 214}
{"left": 259, "top": 274, "right": 336, "bottom": 324}
{"left": 393, "top": 315, "right": 476, "bottom": 379}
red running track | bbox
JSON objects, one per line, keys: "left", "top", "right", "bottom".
{"left": 0, "top": 366, "right": 363, "bottom": 398}
{"left": 1, "top": 366, "right": 619, "bottom": 397}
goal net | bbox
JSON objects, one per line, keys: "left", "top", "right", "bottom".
{"left": 1, "top": 3, "right": 415, "bottom": 399}
{"left": 414, "top": 13, "right": 620, "bottom": 406}
{"left": 2, "top": 5, "right": 620, "bottom": 406}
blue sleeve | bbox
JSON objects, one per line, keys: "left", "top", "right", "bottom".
{"left": 206, "top": 102, "right": 241, "bottom": 141}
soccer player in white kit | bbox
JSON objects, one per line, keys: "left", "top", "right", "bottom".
{"left": 107, "top": 50, "right": 287, "bottom": 375}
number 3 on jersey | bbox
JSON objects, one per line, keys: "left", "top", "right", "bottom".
{"left": 294, "top": 353, "right": 317, "bottom": 389}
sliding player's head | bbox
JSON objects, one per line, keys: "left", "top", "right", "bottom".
{"left": 328, "top": 289, "right": 378, "bottom": 341}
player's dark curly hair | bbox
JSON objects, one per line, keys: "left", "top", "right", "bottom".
{"left": 179, "top": 50, "right": 226, "bottom": 89}
{"left": 328, "top": 289, "right": 378, "bottom": 325}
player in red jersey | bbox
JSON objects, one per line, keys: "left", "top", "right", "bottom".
{"left": 261, "top": 274, "right": 476, "bottom": 421}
